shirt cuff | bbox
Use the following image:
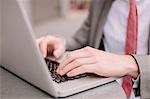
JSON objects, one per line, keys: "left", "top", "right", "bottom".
{"left": 132, "top": 75, "right": 140, "bottom": 88}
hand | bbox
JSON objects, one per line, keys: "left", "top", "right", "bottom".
{"left": 57, "top": 46, "right": 139, "bottom": 78}
{"left": 37, "top": 35, "right": 65, "bottom": 59}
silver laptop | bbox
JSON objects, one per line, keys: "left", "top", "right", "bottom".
{"left": 1, "top": 0, "right": 117, "bottom": 97}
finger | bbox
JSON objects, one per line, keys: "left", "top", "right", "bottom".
{"left": 57, "top": 49, "right": 92, "bottom": 71}
{"left": 66, "top": 65, "right": 93, "bottom": 77}
{"left": 36, "top": 37, "right": 45, "bottom": 48}
{"left": 39, "top": 38, "right": 48, "bottom": 57}
{"left": 58, "top": 57, "right": 96, "bottom": 75}
{"left": 46, "top": 36, "right": 65, "bottom": 58}
{"left": 53, "top": 44, "right": 65, "bottom": 58}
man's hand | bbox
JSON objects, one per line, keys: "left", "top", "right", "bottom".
{"left": 57, "top": 46, "right": 139, "bottom": 78}
{"left": 37, "top": 35, "right": 65, "bottom": 59}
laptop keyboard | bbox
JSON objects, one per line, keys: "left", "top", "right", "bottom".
{"left": 45, "top": 58, "right": 90, "bottom": 83}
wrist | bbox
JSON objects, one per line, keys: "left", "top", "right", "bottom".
{"left": 124, "top": 55, "right": 139, "bottom": 78}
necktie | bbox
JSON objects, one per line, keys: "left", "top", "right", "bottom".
{"left": 122, "top": 0, "right": 138, "bottom": 98}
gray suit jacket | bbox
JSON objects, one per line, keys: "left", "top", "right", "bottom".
{"left": 66, "top": 0, "right": 150, "bottom": 98}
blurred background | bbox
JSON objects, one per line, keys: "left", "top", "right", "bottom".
{"left": 21, "top": 0, "right": 91, "bottom": 39}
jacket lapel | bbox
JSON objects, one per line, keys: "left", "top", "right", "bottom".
{"left": 148, "top": 25, "right": 150, "bottom": 54}
{"left": 93, "top": 0, "right": 113, "bottom": 48}
{"left": 89, "top": 0, "right": 106, "bottom": 47}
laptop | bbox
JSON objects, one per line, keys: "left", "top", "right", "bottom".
{"left": 1, "top": 0, "right": 117, "bottom": 97}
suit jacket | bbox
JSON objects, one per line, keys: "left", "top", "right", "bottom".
{"left": 66, "top": 0, "right": 150, "bottom": 98}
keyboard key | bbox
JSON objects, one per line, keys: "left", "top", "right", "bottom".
{"left": 45, "top": 58, "right": 90, "bottom": 83}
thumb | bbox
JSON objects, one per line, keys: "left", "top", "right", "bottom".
{"left": 53, "top": 47, "right": 65, "bottom": 58}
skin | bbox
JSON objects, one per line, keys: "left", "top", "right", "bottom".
{"left": 37, "top": 35, "right": 139, "bottom": 78}
{"left": 36, "top": 36, "right": 65, "bottom": 58}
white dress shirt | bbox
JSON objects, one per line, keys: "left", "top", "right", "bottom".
{"left": 103, "top": 0, "right": 150, "bottom": 98}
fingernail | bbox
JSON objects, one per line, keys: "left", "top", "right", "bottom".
{"left": 67, "top": 73, "right": 72, "bottom": 77}
{"left": 56, "top": 69, "right": 59, "bottom": 74}
{"left": 43, "top": 53, "right": 46, "bottom": 58}
{"left": 59, "top": 70, "right": 64, "bottom": 76}
{"left": 56, "top": 68, "right": 61, "bottom": 73}
{"left": 54, "top": 52, "right": 59, "bottom": 58}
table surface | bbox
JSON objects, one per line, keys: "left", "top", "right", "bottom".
{"left": 0, "top": 67, "right": 126, "bottom": 99}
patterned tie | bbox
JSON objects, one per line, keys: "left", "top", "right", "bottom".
{"left": 122, "top": 0, "right": 138, "bottom": 98}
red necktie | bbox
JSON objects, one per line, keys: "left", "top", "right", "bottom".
{"left": 122, "top": 0, "right": 138, "bottom": 98}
